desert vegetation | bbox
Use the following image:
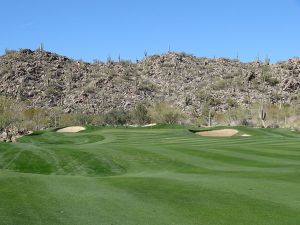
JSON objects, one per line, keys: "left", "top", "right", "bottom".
{"left": 1, "top": 92, "right": 300, "bottom": 142}
{"left": 0, "top": 49, "right": 299, "bottom": 119}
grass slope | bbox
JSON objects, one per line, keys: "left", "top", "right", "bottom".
{"left": 0, "top": 126, "right": 300, "bottom": 225}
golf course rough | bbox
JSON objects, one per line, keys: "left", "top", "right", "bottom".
{"left": 0, "top": 125, "right": 300, "bottom": 225}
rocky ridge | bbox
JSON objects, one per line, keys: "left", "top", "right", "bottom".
{"left": 0, "top": 49, "right": 299, "bottom": 117}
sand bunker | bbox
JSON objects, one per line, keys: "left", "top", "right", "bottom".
{"left": 141, "top": 123, "right": 157, "bottom": 127}
{"left": 196, "top": 129, "right": 251, "bottom": 137}
{"left": 197, "top": 129, "right": 239, "bottom": 137}
{"left": 128, "top": 123, "right": 157, "bottom": 128}
{"left": 57, "top": 126, "right": 86, "bottom": 133}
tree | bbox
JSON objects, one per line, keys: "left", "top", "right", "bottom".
{"left": 104, "top": 109, "right": 130, "bottom": 126}
{"left": 132, "top": 103, "right": 150, "bottom": 125}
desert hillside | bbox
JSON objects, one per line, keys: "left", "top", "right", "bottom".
{"left": 1, "top": 49, "right": 299, "bottom": 116}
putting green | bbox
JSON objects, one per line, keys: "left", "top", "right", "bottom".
{"left": 0, "top": 126, "right": 300, "bottom": 225}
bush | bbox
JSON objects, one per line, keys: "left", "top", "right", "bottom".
{"left": 0, "top": 96, "right": 24, "bottom": 130}
{"left": 265, "top": 76, "right": 279, "bottom": 86}
{"left": 104, "top": 109, "right": 130, "bottom": 125}
{"left": 23, "top": 108, "right": 49, "bottom": 130}
{"left": 5, "top": 48, "right": 17, "bottom": 55}
{"left": 73, "top": 113, "right": 95, "bottom": 125}
{"left": 131, "top": 103, "right": 150, "bottom": 125}
{"left": 226, "top": 98, "right": 238, "bottom": 108}
{"left": 212, "top": 79, "right": 228, "bottom": 90}
{"left": 149, "top": 102, "right": 183, "bottom": 124}
{"left": 58, "top": 114, "right": 79, "bottom": 127}
{"left": 138, "top": 81, "right": 156, "bottom": 92}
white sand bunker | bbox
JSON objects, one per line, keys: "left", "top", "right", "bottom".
{"left": 128, "top": 123, "right": 157, "bottom": 128}
{"left": 141, "top": 123, "right": 157, "bottom": 127}
{"left": 197, "top": 129, "right": 239, "bottom": 137}
{"left": 57, "top": 126, "right": 86, "bottom": 133}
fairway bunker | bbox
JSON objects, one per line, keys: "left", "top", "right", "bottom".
{"left": 196, "top": 129, "right": 250, "bottom": 137}
{"left": 56, "top": 126, "right": 86, "bottom": 133}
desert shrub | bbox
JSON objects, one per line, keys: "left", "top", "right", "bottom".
{"left": 58, "top": 114, "right": 79, "bottom": 127}
{"left": 149, "top": 102, "right": 183, "bottom": 124}
{"left": 138, "top": 81, "right": 157, "bottom": 92}
{"left": 0, "top": 96, "right": 24, "bottom": 130}
{"left": 196, "top": 90, "right": 207, "bottom": 101}
{"left": 46, "top": 86, "right": 58, "bottom": 95}
{"left": 212, "top": 79, "right": 228, "bottom": 90}
{"left": 5, "top": 48, "right": 17, "bottom": 55}
{"left": 270, "top": 91, "right": 282, "bottom": 102}
{"left": 208, "top": 96, "right": 222, "bottom": 107}
{"left": 92, "top": 59, "right": 103, "bottom": 65}
{"left": 193, "top": 104, "right": 216, "bottom": 127}
{"left": 4, "top": 49, "right": 20, "bottom": 60}
{"left": 262, "top": 104, "right": 298, "bottom": 128}
{"left": 90, "top": 114, "right": 105, "bottom": 126}
{"left": 290, "top": 93, "right": 300, "bottom": 103}
{"left": 23, "top": 108, "right": 49, "bottom": 130}
{"left": 265, "top": 76, "right": 279, "bottom": 86}
{"left": 47, "top": 107, "right": 63, "bottom": 128}
{"left": 131, "top": 103, "right": 150, "bottom": 125}
{"left": 210, "top": 102, "right": 300, "bottom": 129}
{"left": 211, "top": 112, "right": 224, "bottom": 125}
{"left": 83, "top": 81, "right": 96, "bottom": 94}
{"left": 104, "top": 109, "right": 130, "bottom": 125}
{"left": 73, "top": 113, "right": 94, "bottom": 125}
{"left": 226, "top": 98, "right": 238, "bottom": 107}
{"left": 212, "top": 106, "right": 253, "bottom": 126}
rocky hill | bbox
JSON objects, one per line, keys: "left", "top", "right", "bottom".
{"left": 0, "top": 49, "right": 299, "bottom": 117}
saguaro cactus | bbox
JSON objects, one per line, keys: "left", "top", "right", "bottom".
{"left": 39, "top": 43, "right": 44, "bottom": 52}
{"left": 259, "top": 107, "right": 267, "bottom": 128}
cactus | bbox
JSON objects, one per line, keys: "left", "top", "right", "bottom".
{"left": 39, "top": 43, "right": 44, "bottom": 52}
{"left": 107, "top": 55, "right": 112, "bottom": 64}
{"left": 259, "top": 107, "right": 267, "bottom": 128}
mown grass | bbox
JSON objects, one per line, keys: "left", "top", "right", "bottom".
{"left": 0, "top": 126, "right": 300, "bottom": 225}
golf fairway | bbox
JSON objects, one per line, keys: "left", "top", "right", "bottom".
{"left": 0, "top": 126, "right": 300, "bottom": 225}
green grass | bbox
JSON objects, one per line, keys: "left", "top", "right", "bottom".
{"left": 0, "top": 126, "right": 300, "bottom": 225}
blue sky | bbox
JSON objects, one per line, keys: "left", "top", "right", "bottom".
{"left": 0, "top": 0, "right": 299, "bottom": 62}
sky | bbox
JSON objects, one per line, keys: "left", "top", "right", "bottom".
{"left": 0, "top": 0, "right": 299, "bottom": 63}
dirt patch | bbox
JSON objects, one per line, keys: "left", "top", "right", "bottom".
{"left": 57, "top": 126, "right": 85, "bottom": 133}
{"left": 196, "top": 129, "right": 239, "bottom": 137}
